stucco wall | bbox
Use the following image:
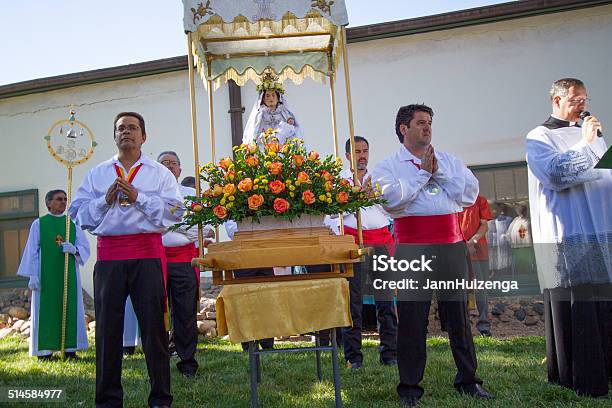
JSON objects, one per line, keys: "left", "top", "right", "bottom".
{"left": 1, "top": 5, "right": 611, "bottom": 294}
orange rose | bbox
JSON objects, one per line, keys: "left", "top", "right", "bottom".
{"left": 225, "top": 170, "right": 235, "bottom": 181}
{"left": 302, "top": 190, "right": 316, "bottom": 205}
{"left": 246, "top": 155, "right": 259, "bottom": 167}
{"left": 336, "top": 191, "right": 349, "bottom": 204}
{"left": 340, "top": 178, "right": 351, "bottom": 187}
{"left": 248, "top": 194, "right": 264, "bottom": 210}
{"left": 321, "top": 170, "right": 333, "bottom": 181}
{"left": 212, "top": 184, "right": 223, "bottom": 196}
{"left": 273, "top": 198, "right": 290, "bottom": 214}
{"left": 246, "top": 144, "right": 258, "bottom": 154}
{"left": 238, "top": 178, "right": 253, "bottom": 192}
{"left": 296, "top": 171, "right": 310, "bottom": 184}
{"left": 308, "top": 151, "right": 319, "bottom": 161}
{"left": 223, "top": 183, "right": 236, "bottom": 195}
{"left": 213, "top": 205, "right": 228, "bottom": 219}
{"left": 292, "top": 155, "right": 305, "bottom": 167}
{"left": 191, "top": 202, "right": 203, "bottom": 212}
{"left": 269, "top": 180, "right": 286, "bottom": 194}
{"left": 266, "top": 143, "right": 281, "bottom": 153}
{"left": 219, "top": 157, "right": 233, "bottom": 170}
{"left": 267, "top": 162, "right": 283, "bottom": 175}
{"left": 203, "top": 189, "right": 213, "bottom": 197}
{"left": 324, "top": 180, "right": 333, "bottom": 192}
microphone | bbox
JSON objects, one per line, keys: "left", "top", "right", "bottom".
{"left": 580, "top": 111, "right": 603, "bottom": 138}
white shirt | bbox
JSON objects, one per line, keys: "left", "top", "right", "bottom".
{"left": 371, "top": 144, "right": 478, "bottom": 218}
{"left": 69, "top": 154, "right": 183, "bottom": 236}
{"left": 162, "top": 185, "right": 203, "bottom": 247}
{"left": 326, "top": 168, "right": 391, "bottom": 232}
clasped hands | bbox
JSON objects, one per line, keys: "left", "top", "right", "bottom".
{"left": 420, "top": 145, "right": 438, "bottom": 174}
{"left": 105, "top": 177, "right": 138, "bottom": 205}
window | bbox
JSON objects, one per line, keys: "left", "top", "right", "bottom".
{"left": 0, "top": 189, "right": 38, "bottom": 287}
{"left": 468, "top": 163, "right": 538, "bottom": 292}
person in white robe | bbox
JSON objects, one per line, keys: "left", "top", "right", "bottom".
{"left": 17, "top": 189, "right": 90, "bottom": 359}
{"left": 527, "top": 77, "right": 612, "bottom": 397}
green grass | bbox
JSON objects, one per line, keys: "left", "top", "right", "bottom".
{"left": 0, "top": 335, "right": 610, "bottom": 407}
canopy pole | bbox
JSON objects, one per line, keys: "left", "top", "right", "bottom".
{"left": 328, "top": 71, "right": 344, "bottom": 235}
{"left": 341, "top": 26, "right": 362, "bottom": 246}
{"left": 187, "top": 33, "right": 204, "bottom": 257}
{"left": 206, "top": 66, "right": 219, "bottom": 243}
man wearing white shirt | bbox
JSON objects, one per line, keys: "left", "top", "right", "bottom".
{"left": 526, "top": 78, "right": 611, "bottom": 397}
{"left": 373, "top": 104, "right": 492, "bottom": 406}
{"left": 329, "top": 136, "right": 397, "bottom": 369}
{"left": 70, "top": 112, "right": 182, "bottom": 408}
{"left": 158, "top": 151, "right": 213, "bottom": 377}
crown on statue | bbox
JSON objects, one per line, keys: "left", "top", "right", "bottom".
{"left": 256, "top": 70, "right": 285, "bottom": 95}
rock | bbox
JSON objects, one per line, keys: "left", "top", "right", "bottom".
{"left": 513, "top": 309, "right": 526, "bottom": 321}
{"left": 504, "top": 308, "right": 515, "bottom": 317}
{"left": 0, "top": 313, "right": 8, "bottom": 324}
{"left": 22, "top": 328, "right": 30, "bottom": 337}
{"left": 208, "top": 328, "right": 217, "bottom": 337}
{"left": 0, "top": 327, "right": 16, "bottom": 339}
{"left": 526, "top": 308, "right": 537, "bottom": 316}
{"left": 20, "top": 321, "right": 31, "bottom": 332}
{"left": 491, "top": 303, "right": 506, "bottom": 316}
{"left": 499, "top": 314, "right": 511, "bottom": 322}
{"left": 197, "top": 320, "right": 216, "bottom": 335}
{"left": 519, "top": 299, "right": 530, "bottom": 307}
{"left": 0, "top": 322, "right": 5, "bottom": 329}
{"left": 88, "top": 321, "right": 96, "bottom": 331}
{"left": 533, "top": 303, "right": 544, "bottom": 315}
{"left": 12, "top": 319, "right": 25, "bottom": 331}
{"left": 84, "top": 313, "right": 94, "bottom": 325}
{"left": 12, "top": 300, "right": 24, "bottom": 308}
{"left": 197, "top": 313, "right": 206, "bottom": 321}
{"left": 507, "top": 303, "right": 521, "bottom": 311}
{"left": 8, "top": 306, "right": 28, "bottom": 320}
{"left": 205, "top": 312, "right": 216, "bottom": 320}
{"left": 524, "top": 316, "right": 539, "bottom": 326}
{"left": 200, "top": 298, "right": 216, "bottom": 312}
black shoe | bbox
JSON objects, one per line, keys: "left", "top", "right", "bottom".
{"left": 456, "top": 383, "right": 494, "bottom": 399}
{"left": 381, "top": 359, "right": 397, "bottom": 366}
{"left": 479, "top": 329, "right": 492, "bottom": 337}
{"left": 399, "top": 396, "right": 418, "bottom": 407}
{"left": 346, "top": 361, "right": 362, "bottom": 370}
{"left": 123, "top": 346, "right": 135, "bottom": 356}
{"left": 64, "top": 352, "right": 79, "bottom": 360}
{"left": 180, "top": 370, "right": 196, "bottom": 378}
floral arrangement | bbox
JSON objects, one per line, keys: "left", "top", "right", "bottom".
{"left": 181, "top": 130, "right": 384, "bottom": 228}
{"left": 256, "top": 70, "right": 285, "bottom": 95}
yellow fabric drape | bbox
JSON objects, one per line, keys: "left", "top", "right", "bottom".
{"left": 216, "top": 278, "right": 352, "bottom": 343}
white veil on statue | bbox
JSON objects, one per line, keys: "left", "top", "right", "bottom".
{"left": 243, "top": 90, "right": 303, "bottom": 148}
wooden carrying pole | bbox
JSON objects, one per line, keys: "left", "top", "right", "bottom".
{"left": 206, "top": 66, "right": 220, "bottom": 243}
{"left": 340, "top": 27, "right": 362, "bottom": 246}
{"left": 187, "top": 33, "right": 205, "bottom": 257}
{"left": 60, "top": 166, "right": 73, "bottom": 359}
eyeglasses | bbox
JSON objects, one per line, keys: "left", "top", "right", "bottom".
{"left": 566, "top": 97, "right": 590, "bottom": 105}
{"left": 115, "top": 125, "right": 141, "bottom": 133}
{"left": 161, "top": 160, "right": 180, "bottom": 166}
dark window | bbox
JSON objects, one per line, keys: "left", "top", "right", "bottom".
{"left": 0, "top": 189, "right": 38, "bottom": 287}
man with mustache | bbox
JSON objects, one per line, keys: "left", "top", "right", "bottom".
{"left": 70, "top": 112, "right": 182, "bottom": 408}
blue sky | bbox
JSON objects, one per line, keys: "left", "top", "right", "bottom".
{"left": 0, "top": 0, "right": 507, "bottom": 86}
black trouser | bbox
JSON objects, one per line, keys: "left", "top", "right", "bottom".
{"left": 94, "top": 258, "right": 172, "bottom": 408}
{"left": 343, "top": 257, "right": 397, "bottom": 364}
{"left": 167, "top": 261, "right": 199, "bottom": 375}
{"left": 544, "top": 284, "right": 612, "bottom": 397}
{"left": 395, "top": 242, "right": 481, "bottom": 400}
{"left": 234, "top": 267, "right": 275, "bottom": 350}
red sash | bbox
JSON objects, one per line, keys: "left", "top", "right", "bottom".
{"left": 394, "top": 214, "right": 464, "bottom": 244}
{"left": 164, "top": 243, "right": 200, "bottom": 287}
{"left": 344, "top": 226, "right": 395, "bottom": 256}
{"left": 97, "top": 233, "right": 170, "bottom": 330}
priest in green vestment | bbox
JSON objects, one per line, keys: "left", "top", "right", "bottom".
{"left": 17, "top": 189, "right": 90, "bottom": 359}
